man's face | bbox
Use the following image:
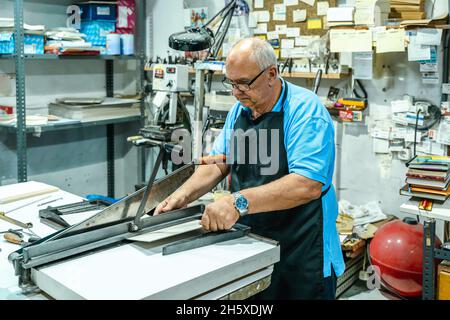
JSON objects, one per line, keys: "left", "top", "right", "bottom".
{"left": 225, "top": 58, "right": 272, "bottom": 110}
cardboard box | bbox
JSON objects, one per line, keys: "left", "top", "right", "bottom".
{"left": 79, "top": 2, "right": 117, "bottom": 21}
{"left": 80, "top": 20, "right": 116, "bottom": 47}
{"left": 438, "top": 260, "right": 450, "bottom": 300}
{"left": 0, "top": 32, "right": 44, "bottom": 54}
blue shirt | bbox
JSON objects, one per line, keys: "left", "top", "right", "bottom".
{"left": 210, "top": 79, "right": 345, "bottom": 277}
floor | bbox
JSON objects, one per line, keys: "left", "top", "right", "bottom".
{"left": 339, "top": 279, "right": 401, "bottom": 300}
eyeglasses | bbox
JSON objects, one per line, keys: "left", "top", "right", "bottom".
{"left": 222, "top": 67, "right": 268, "bottom": 92}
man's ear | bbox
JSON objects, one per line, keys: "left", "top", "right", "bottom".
{"left": 267, "top": 65, "right": 278, "bottom": 85}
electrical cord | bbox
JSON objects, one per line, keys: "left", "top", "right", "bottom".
{"left": 353, "top": 79, "right": 368, "bottom": 100}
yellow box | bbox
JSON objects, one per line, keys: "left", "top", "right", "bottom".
{"left": 437, "top": 260, "right": 450, "bottom": 300}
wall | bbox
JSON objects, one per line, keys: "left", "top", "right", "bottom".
{"left": 0, "top": 0, "right": 141, "bottom": 198}
{"left": 147, "top": 0, "right": 445, "bottom": 221}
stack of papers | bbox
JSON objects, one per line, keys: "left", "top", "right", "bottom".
{"left": 339, "top": 200, "right": 387, "bottom": 226}
{"left": 0, "top": 17, "right": 45, "bottom": 35}
{"left": 48, "top": 97, "right": 141, "bottom": 120}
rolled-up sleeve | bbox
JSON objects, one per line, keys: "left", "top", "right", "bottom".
{"left": 285, "top": 115, "right": 334, "bottom": 185}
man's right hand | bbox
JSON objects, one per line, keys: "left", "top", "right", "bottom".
{"left": 154, "top": 191, "right": 189, "bottom": 216}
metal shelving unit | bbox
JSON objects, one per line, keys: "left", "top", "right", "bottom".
{"left": 7, "top": 0, "right": 147, "bottom": 198}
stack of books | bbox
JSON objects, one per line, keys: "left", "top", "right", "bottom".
{"left": 400, "top": 156, "right": 450, "bottom": 202}
{"left": 390, "top": 0, "right": 426, "bottom": 20}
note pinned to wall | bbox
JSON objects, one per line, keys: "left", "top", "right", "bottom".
{"left": 258, "top": 11, "right": 270, "bottom": 23}
{"left": 293, "top": 9, "right": 307, "bottom": 22}
{"left": 376, "top": 28, "right": 405, "bottom": 53}
{"left": 285, "top": 0, "right": 299, "bottom": 6}
{"left": 254, "top": 23, "right": 268, "bottom": 34}
{"left": 286, "top": 27, "right": 300, "bottom": 37}
{"left": 281, "top": 39, "right": 295, "bottom": 49}
{"left": 267, "top": 31, "right": 279, "bottom": 40}
{"left": 276, "top": 24, "right": 288, "bottom": 34}
{"left": 254, "top": 0, "right": 264, "bottom": 9}
{"left": 273, "top": 12, "right": 287, "bottom": 21}
{"left": 416, "top": 28, "right": 443, "bottom": 46}
{"left": 329, "top": 29, "right": 372, "bottom": 52}
{"left": 300, "top": 0, "right": 316, "bottom": 6}
{"left": 317, "top": 1, "right": 329, "bottom": 16}
{"left": 249, "top": 12, "right": 258, "bottom": 28}
{"left": 307, "top": 18, "right": 322, "bottom": 29}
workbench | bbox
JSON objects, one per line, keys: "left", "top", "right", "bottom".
{"left": 0, "top": 185, "right": 280, "bottom": 300}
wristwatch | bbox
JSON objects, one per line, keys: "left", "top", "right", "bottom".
{"left": 232, "top": 192, "right": 249, "bottom": 217}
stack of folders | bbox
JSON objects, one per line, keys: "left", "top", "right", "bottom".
{"left": 400, "top": 156, "right": 450, "bottom": 202}
{"left": 390, "top": 0, "right": 426, "bottom": 20}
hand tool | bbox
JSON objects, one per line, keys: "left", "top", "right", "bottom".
{"left": 0, "top": 212, "right": 33, "bottom": 229}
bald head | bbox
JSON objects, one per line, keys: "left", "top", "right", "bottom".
{"left": 227, "top": 37, "right": 278, "bottom": 71}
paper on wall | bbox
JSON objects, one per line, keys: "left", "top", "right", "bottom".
{"left": 376, "top": 28, "right": 405, "bottom": 53}
{"left": 391, "top": 99, "right": 412, "bottom": 113}
{"left": 317, "top": 1, "right": 329, "bottom": 16}
{"left": 307, "top": 18, "right": 322, "bottom": 29}
{"left": 290, "top": 47, "right": 309, "bottom": 57}
{"left": 254, "top": 23, "right": 268, "bottom": 34}
{"left": 416, "top": 28, "right": 443, "bottom": 46}
{"left": 300, "top": 0, "right": 316, "bottom": 6}
{"left": 286, "top": 27, "right": 300, "bottom": 38}
{"left": 274, "top": 4, "right": 286, "bottom": 14}
{"left": 281, "top": 39, "right": 295, "bottom": 49}
{"left": 293, "top": 9, "right": 307, "bottom": 22}
{"left": 273, "top": 12, "right": 286, "bottom": 20}
{"left": 295, "top": 36, "right": 310, "bottom": 46}
{"left": 352, "top": 52, "right": 373, "bottom": 80}
{"left": 249, "top": 12, "right": 258, "bottom": 28}
{"left": 267, "top": 31, "right": 279, "bottom": 40}
{"left": 408, "top": 35, "right": 431, "bottom": 61}
{"left": 330, "top": 29, "right": 372, "bottom": 53}
{"left": 390, "top": 127, "right": 406, "bottom": 140}
{"left": 254, "top": 0, "right": 264, "bottom": 9}
{"left": 258, "top": 11, "right": 270, "bottom": 22}
{"left": 275, "top": 25, "right": 288, "bottom": 34}
{"left": 373, "top": 138, "right": 390, "bottom": 154}
{"left": 285, "top": 0, "right": 299, "bottom": 6}
{"left": 437, "top": 119, "right": 450, "bottom": 145}
{"left": 281, "top": 48, "right": 292, "bottom": 58}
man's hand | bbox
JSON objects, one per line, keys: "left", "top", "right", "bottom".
{"left": 201, "top": 195, "right": 240, "bottom": 231}
{"left": 154, "top": 191, "right": 189, "bottom": 216}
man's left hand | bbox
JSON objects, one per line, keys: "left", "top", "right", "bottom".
{"left": 201, "top": 195, "right": 240, "bottom": 231}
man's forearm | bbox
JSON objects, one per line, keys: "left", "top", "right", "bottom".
{"left": 240, "top": 173, "right": 323, "bottom": 214}
{"left": 176, "top": 163, "right": 230, "bottom": 203}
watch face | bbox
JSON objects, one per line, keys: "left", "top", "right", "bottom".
{"left": 236, "top": 196, "right": 248, "bottom": 210}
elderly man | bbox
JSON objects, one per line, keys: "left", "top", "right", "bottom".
{"left": 155, "top": 37, "right": 344, "bottom": 299}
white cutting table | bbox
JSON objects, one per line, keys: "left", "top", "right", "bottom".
{"left": 0, "top": 185, "right": 279, "bottom": 300}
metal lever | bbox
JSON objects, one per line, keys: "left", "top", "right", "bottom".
{"left": 130, "top": 146, "right": 166, "bottom": 231}
{"left": 162, "top": 223, "right": 250, "bottom": 255}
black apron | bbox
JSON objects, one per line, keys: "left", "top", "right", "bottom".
{"left": 230, "top": 82, "right": 330, "bottom": 300}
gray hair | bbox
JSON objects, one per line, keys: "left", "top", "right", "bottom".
{"left": 232, "top": 37, "right": 278, "bottom": 71}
